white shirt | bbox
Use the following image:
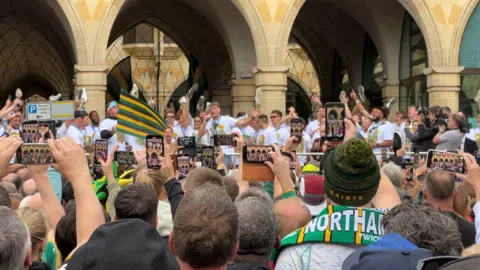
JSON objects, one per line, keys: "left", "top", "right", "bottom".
{"left": 368, "top": 121, "right": 394, "bottom": 159}
{"left": 306, "top": 119, "right": 320, "bottom": 137}
{"left": 274, "top": 125, "right": 291, "bottom": 148}
{"left": 236, "top": 125, "right": 256, "bottom": 141}
{"left": 56, "top": 123, "right": 68, "bottom": 138}
{"left": 466, "top": 127, "right": 480, "bottom": 144}
{"left": 394, "top": 122, "right": 406, "bottom": 148}
{"left": 205, "top": 116, "right": 237, "bottom": 156}
{"left": 173, "top": 125, "right": 198, "bottom": 139}
{"left": 256, "top": 127, "right": 278, "bottom": 146}
{"left": 100, "top": 118, "right": 126, "bottom": 154}
{"left": 85, "top": 125, "right": 97, "bottom": 146}
{"left": 473, "top": 202, "right": 480, "bottom": 244}
{"left": 125, "top": 134, "right": 144, "bottom": 151}
{"left": 66, "top": 124, "right": 85, "bottom": 147}
{"left": 0, "top": 125, "right": 4, "bottom": 136}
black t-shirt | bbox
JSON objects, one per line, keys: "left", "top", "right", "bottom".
{"left": 444, "top": 211, "right": 476, "bottom": 248}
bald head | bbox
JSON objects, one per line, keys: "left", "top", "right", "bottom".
{"left": 0, "top": 182, "right": 17, "bottom": 194}
{"left": 273, "top": 198, "right": 312, "bottom": 239}
{"left": 1, "top": 173, "right": 22, "bottom": 189}
{"left": 19, "top": 193, "right": 42, "bottom": 210}
{"left": 20, "top": 179, "right": 37, "bottom": 197}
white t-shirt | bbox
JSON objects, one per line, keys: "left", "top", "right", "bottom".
{"left": 205, "top": 116, "right": 237, "bottom": 157}
{"left": 125, "top": 134, "right": 144, "bottom": 151}
{"left": 8, "top": 128, "right": 21, "bottom": 164}
{"left": 56, "top": 123, "right": 68, "bottom": 138}
{"left": 368, "top": 121, "right": 394, "bottom": 158}
{"left": 236, "top": 125, "right": 256, "bottom": 141}
{"left": 274, "top": 125, "right": 291, "bottom": 148}
{"left": 0, "top": 125, "right": 5, "bottom": 136}
{"left": 394, "top": 122, "right": 406, "bottom": 148}
{"left": 66, "top": 125, "right": 85, "bottom": 147}
{"left": 306, "top": 119, "right": 320, "bottom": 137}
{"left": 100, "top": 118, "right": 126, "bottom": 154}
{"left": 297, "top": 132, "right": 312, "bottom": 166}
{"left": 84, "top": 125, "right": 97, "bottom": 146}
{"left": 256, "top": 127, "right": 278, "bottom": 146}
{"left": 173, "top": 125, "right": 198, "bottom": 139}
{"left": 467, "top": 127, "right": 480, "bottom": 145}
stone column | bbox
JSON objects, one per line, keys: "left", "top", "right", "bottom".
{"left": 424, "top": 67, "right": 464, "bottom": 112}
{"left": 231, "top": 78, "right": 255, "bottom": 116}
{"left": 75, "top": 65, "right": 109, "bottom": 119}
{"left": 377, "top": 80, "right": 400, "bottom": 121}
{"left": 253, "top": 66, "right": 289, "bottom": 116}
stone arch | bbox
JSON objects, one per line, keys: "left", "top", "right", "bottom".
{"left": 96, "top": 0, "right": 257, "bottom": 77}
{"left": 453, "top": 0, "right": 480, "bottom": 67}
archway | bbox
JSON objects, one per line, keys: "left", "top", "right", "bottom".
{"left": 0, "top": 1, "right": 77, "bottom": 102}
{"left": 286, "top": 78, "right": 311, "bottom": 121}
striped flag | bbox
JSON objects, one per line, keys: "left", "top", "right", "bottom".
{"left": 117, "top": 90, "right": 167, "bottom": 139}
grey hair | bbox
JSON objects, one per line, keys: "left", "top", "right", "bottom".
{"left": 382, "top": 203, "right": 463, "bottom": 256}
{"left": 0, "top": 206, "right": 31, "bottom": 270}
{"left": 381, "top": 162, "right": 403, "bottom": 189}
{"left": 235, "top": 196, "right": 278, "bottom": 256}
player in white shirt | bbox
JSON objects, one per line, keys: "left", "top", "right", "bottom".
{"left": 198, "top": 101, "right": 258, "bottom": 166}
{"left": 270, "top": 110, "right": 290, "bottom": 147}
{"left": 56, "top": 120, "right": 72, "bottom": 138}
{"left": 305, "top": 105, "right": 325, "bottom": 137}
{"left": 165, "top": 109, "right": 178, "bottom": 128}
{"left": 255, "top": 114, "right": 278, "bottom": 146}
{"left": 466, "top": 114, "right": 480, "bottom": 145}
{"left": 193, "top": 116, "right": 209, "bottom": 145}
{"left": 100, "top": 101, "right": 126, "bottom": 154}
{"left": 173, "top": 96, "right": 197, "bottom": 139}
{"left": 66, "top": 110, "right": 89, "bottom": 147}
{"left": 87, "top": 110, "right": 101, "bottom": 143}
{"left": 367, "top": 107, "right": 394, "bottom": 159}
{"left": 235, "top": 112, "right": 256, "bottom": 142}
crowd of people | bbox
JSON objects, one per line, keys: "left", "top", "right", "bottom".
{"left": 0, "top": 88, "right": 480, "bottom": 270}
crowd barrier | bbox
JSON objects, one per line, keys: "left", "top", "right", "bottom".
{"left": 224, "top": 152, "right": 429, "bottom": 156}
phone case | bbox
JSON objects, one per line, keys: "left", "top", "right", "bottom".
{"left": 17, "top": 143, "right": 54, "bottom": 165}
{"left": 146, "top": 136, "right": 164, "bottom": 169}
{"left": 325, "top": 103, "right": 345, "bottom": 141}
{"left": 242, "top": 145, "right": 274, "bottom": 181}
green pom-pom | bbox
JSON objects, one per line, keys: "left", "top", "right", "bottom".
{"left": 343, "top": 139, "right": 373, "bottom": 167}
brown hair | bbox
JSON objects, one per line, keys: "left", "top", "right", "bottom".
{"left": 173, "top": 183, "right": 238, "bottom": 268}
{"left": 114, "top": 184, "right": 158, "bottom": 226}
{"left": 223, "top": 177, "right": 239, "bottom": 201}
{"left": 271, "top": 110, "right": 283, "bottom": 117}
{"left": 15, "top": 207, "right": 48, "bottom": 257}
{"left": 183, "top": 167, "right": 224, "bottom": 191}
{"left": 454, "top": 182, "right": 475, "bottom": 219}
{"left": 134, "top": 166, "right": 167, "bottom": 197}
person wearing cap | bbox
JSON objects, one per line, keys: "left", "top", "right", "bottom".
{"left": 273, "top": 120, "right": 400, "bottom": 269}
{"left": 100, "top": 101, "right": 125, "bottom": 154}
{"left": 297, "top": 174, "right": 327, "bottom": 218}
{"left": 66, "top": 109, "right": 89, "bottom": 147}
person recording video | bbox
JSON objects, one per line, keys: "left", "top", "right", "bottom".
{"left": 433, "top": 113, "right": 465, "bottom": 151}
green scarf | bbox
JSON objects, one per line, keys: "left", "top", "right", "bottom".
{"left": 272, "top": 205, "right": 386, "bottom": 263}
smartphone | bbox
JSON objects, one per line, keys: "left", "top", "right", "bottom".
{"left": 403, "top": 159, "right": 414, "bottom": 181}
{"left": 176, "top": 154, "right": 193, "bottom": 179}
{"left": 21, "top": 121, "right": 39, "bottom": 143}
{"left": 94, "top": 140, "right": 108, "bottom": 166}
{"left": 16, "top": 143, "right": 54, "bottom": 165}
{"left": 413, "top": 150, "right": 420, "bottom": 168}
{"left": 214, "top": 134, "right": 237, "bottom": 146}
{"left": 325, "top": 103, "right": 345, "bottom": 141}
{"left": 475, "top": 151, "right": 480, "bottom": 165}
{"left": 146, "top": 135, "right": 164, "bottom": 169}
{"left": 426, "top": 150, "right": 466, "bottom": 175}
{"left": 242, "top": 145, "right": 274, "bottom": 163}
{"left": 178, "top": 136, "right": 196, "bottom": 157}
{"left": 114, "top": 151, "right": 136, "bottom": 165}
{"left": 290, "top": 118, "right": 305, "bottom": 141}
{"left": 381, "top": 149, "right": 388, "bottom": 163}
{"left": 201, "top": 146, "right": 216, "bottom": 169}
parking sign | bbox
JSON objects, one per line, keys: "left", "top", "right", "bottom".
{"left": 26, "top": 102, "right": 51, "bottom": 120}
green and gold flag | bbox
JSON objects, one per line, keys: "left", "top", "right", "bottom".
{"left": 118, "top": 90, "right": 167, "bottom": 138}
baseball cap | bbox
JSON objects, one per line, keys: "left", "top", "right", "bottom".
{"left": 74, "top": 110, "right": 88, "bottom": 118}
{"left": 65, "top": 219, "right": 177, "bottom": 269}
{"left": 298, "top": 174, "right": 326, "bottom": 216}
{"left": 342, "top": 233, "right": 432, "bottom": 270}
{"left": 107, "top": 101, "right": 118, "bottom": 111}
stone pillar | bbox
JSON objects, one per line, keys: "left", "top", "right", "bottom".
{"left": 231, "top": 79, "right": 255, "bottom": 116}
{"left": 378, "top": 80, "right": 400, "bottom": 121}
{"left": 253, "top": 66, "right": 289, "bottom": 116}
{"left": 424, "top": 67, "right": 464, "bottom": 112}
{"left": 75, "top": 65, "right": 109, "bottom": 119}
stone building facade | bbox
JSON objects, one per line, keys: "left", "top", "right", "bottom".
{"left": 1, "top": 0, "right": 480, "bottom": 121}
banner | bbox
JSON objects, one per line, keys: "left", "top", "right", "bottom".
{"left": 117, "top": 90, "right": 167, "bottom": 139}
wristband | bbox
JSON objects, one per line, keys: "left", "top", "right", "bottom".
{"left": 281, "top": 190, "right": 297, "bottom": 199}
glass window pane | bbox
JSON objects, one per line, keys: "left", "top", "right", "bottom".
{"left": 411, "top": 49, "right": 426, "bottom": 62}
{"left": 411, "top": 34, "right": 424, "bottom": 47}
{"left": 412, "top": 63, "right": 426, "bottom": 76}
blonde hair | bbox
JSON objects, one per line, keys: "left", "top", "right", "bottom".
{"left": 134, "top": 166, "right": 168, "bottom": 197}
{"left": 15, "top": 207, "right": 48, "bottom": 256}
{"left": 454, "top": 182, "right": 474, "bottom": 219}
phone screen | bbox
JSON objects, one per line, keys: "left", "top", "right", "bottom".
{"left": 38, "top": 121, "right": 55, "bottom": 141}
{"left": 413, "top": 151, "right": 420, "bottom": 168}
{"left": 325, "top": 103, "right": 345, "bottom": 141}
{"left": 243, "top": 145, "right": 274, "bottom": 163}
{"left": 214, "top": 134, "right": 236, "bottom": 146}
{"left": 403, "top": 159, "right": 414, "bottom": 181}
{"left": 177, "top": 155, "right": 192, "bottom": 179}
{"left": 115, "top": 151, "right": 136, "bottom": 165}
{"left": 178, "top": 136, "right": 196, "bottom": 157}
{"left": 146, "top": 135, "right": 164, "bottom": 169}
{"left": 16, "top": 143, "right": 54, "bottom": 165}
{"left": 290, "top": 118, "right": 305, "bottom": 141}
{"left": 427, "top": 150, "right": 466, "bottom": 175}
{"left": 476, "top": 151, "right": 480, "bottom": 165}
{"left": 201, "top": 146, "right": 216, "bottom": 169}
{"left": 21, "top": 121, "right": 39, "bottom": 143}
{"left": 94, "top": 140, "right": 108, "bottom": 166}
{"left": 381, "top": 149, "right": 388, "bottom": 163}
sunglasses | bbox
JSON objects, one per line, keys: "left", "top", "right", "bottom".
{"left": 270, "top": 115, "right": 280, "bottom": 119}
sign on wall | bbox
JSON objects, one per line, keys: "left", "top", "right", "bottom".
{"left": 26, "top": 101, "right": 74, "bottom": 121}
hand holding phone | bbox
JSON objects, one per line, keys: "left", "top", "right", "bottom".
{"left": 146, "top": 135, "right": 164, "bottom": 169}
{"left": 427, "top": 150, "right": 466, "bottom": 175}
